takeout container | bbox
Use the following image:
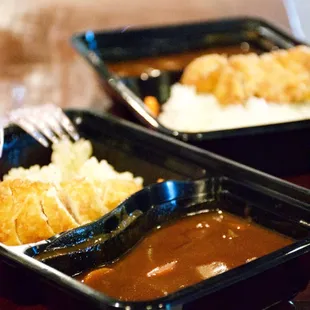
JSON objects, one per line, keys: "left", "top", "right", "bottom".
{"left": 1, "top": 110, "right": 310, "bottom": 310}
{"left": 71, "top": 17, "right": 310, "bottom": 179}
{"left": 24, "top": 177, "right": 310, "bottom": 310}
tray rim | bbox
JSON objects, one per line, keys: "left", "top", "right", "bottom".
{"left": 71, "top": 16, "right": 303, "bottom": 44}
{"left": 3, "top": 108, "right": 310, "bottom": 203}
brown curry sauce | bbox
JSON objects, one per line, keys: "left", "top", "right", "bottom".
{"left": 107, "top": 44, "right": 258, "bottom": 77}
{"left": 78, "top": 210, "right": 292, "bottom": 301}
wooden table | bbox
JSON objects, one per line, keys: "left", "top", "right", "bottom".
{"left": 0, "top": 0, "right": 293, "bottom": 115}
{"left": 0, "top": 0, "right": 308, "bottom": 309}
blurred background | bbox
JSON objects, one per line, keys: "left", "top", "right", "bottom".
{"left": 0, "top": 0, "right": 303, "bottom": 118}
{"left": 0, "top": 0, "right": 310, "bottom": 309}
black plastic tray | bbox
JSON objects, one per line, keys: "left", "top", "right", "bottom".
{"left": 71, "top": 17, "right": 310, "bottom": 178}
{"left": 24, "top": 177, "right": 310, "bottom": 310}
{"left": 1, "top": 110, "right": 310, "bottom": 310}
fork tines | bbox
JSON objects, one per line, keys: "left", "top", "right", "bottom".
{"left": 9, "top": 104, "right": 80, "bottom": 148}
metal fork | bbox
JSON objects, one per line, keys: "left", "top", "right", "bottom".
{"left": 8, "top": 103, "right": 80, "bottom": 148}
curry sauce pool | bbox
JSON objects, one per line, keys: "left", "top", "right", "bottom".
{"left": 78, "top": 211, "right": 293, "bottom": 301}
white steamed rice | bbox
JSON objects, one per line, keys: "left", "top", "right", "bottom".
{"left": 3, "top": 139, "right": 143, "bottom": 186}
{"left": 158, "top": 84, "right": 310, "bottom": 133}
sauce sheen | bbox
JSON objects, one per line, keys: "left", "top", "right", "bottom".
{"left": 79, "top": 211, "right": 292, "bottom": 301}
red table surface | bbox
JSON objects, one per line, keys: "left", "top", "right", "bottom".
{"left": 0, "top": 298, "right": 45, "bottom": 310}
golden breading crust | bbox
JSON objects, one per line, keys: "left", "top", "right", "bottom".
{"left": 181, "top": 54, "right": 227, "bottom": 93}
{"left": 61, "top": 179, "right": 106, "bottom": 225}
{"left": 41, "top": 186, "right": 79, "bottom": 234}
{"left": 0, "top": 181, "right": 21, "bottom": 245}
{"left": 0, "top": 178, "right": 142, "bottom": 246}
{"left": 181, "top": 45, "right": 310, "bottom": 104}
{"left": 95, "top": 179, "right": 143, "bottom": 211}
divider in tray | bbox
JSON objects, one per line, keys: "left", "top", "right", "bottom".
{"left": 26, "top": 177, "right": 309, "bottom": 279}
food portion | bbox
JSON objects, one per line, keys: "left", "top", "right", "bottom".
{"left": 181, "top": 46, "right": 310, "bottom": 104}
{"left": 107, "top": 44, "right": 254, "bottom": 77}
{"left": 157, "top": 45, "right": 310, "bottom": 133}
{"left": 79, "top": 211, "right": 292, "bottom": 301}
{"left": 0, "top": 140, "right": 143, "bottom": 246}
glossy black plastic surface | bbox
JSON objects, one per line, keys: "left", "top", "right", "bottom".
{"left": 1, "top": 110, "right": 310, "bottom": 310}
{"left": 71, "top": 17, "right": 310, "bottom": 177}
{"left": 22, "top": 176, "right": 310, "bottom": 310}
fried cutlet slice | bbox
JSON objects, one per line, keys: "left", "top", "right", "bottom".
{"left": 0, "top": 179, "right": 79, "bottom": 245}
{"left": 229, "top": 53, "right": 264, "bottom": 98}
{"left": 0, "top": 177, "right": 142, "bottom": 245}
{"left": 94, "top": 179, "right": 142, "bottom": 211}
{"left": 181, "top": 54, "right": 228, "bottom": 93}
{"left": 272, "top": 47, "right": 310, "bottom": 102}
{"left": 213, "top": 65, "right": 246, "bottom": 104}
{"left": 60, "top": 178, "right": 107, "bottom": 225}
{"left": 0, "top": 180, "right": 22, "bottom": 245}
{"left": 13, "top": 180, "right": 55, "bottom": 244}
{"left": 40, "top": 185, "right": 79, "bottom": 234}
{"left": 181, "top": 45, "right": 310, "bottom": 104}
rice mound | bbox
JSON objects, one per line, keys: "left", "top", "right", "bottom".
{"left": 158, "top": 84, "right": 310, "bottom": 133}
{"left": 3, "top": 139, "right": 143, "bottom": 186}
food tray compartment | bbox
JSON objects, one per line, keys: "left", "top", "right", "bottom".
{"left": 1, "top": 110, "right": 310, "bottom": 309}
{"left": 71, "top": 17, "right": 310, "bottom": 179}
{"left": 4, "top": 177, "right": 310, "bottom": 310}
